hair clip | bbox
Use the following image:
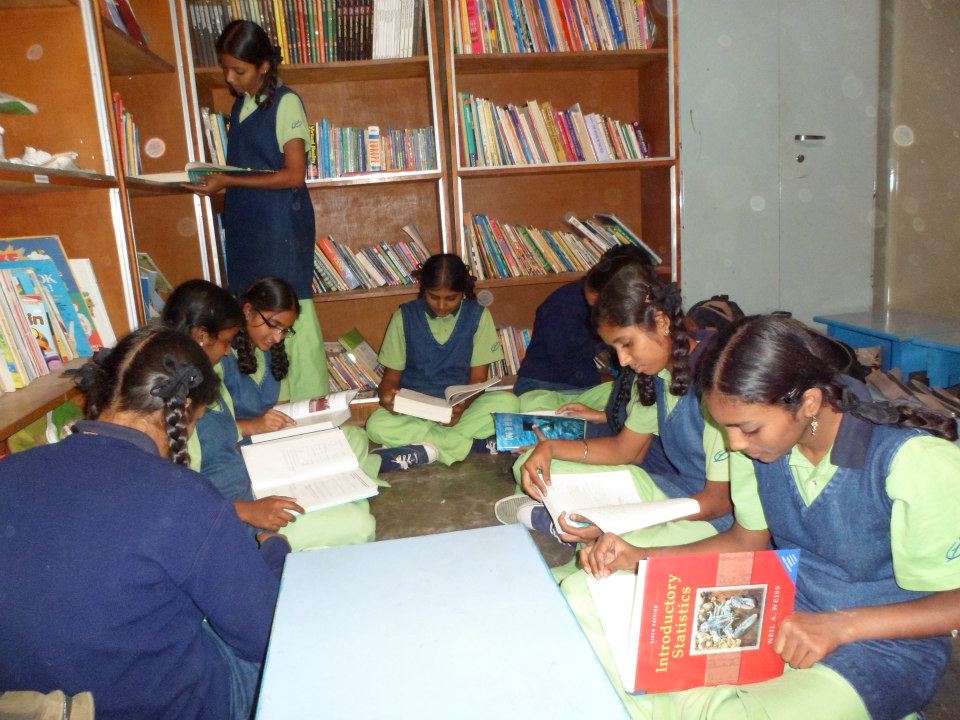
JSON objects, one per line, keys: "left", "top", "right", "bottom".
{"left": 150, "top": 354, "right": 203, "bottom": 403}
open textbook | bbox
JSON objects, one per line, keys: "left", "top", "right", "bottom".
{"left": 249, "top": 389, "right": 357, "bottom": 443}
{"left": 393, "top": 377, "right": 501, "bottom": 423}
{"left": 540, "top": 469, "right": 699, "bottom": 534}
{"left": 587, "top": 549, "right": 799, "bottom": 694}
{"left": 131, "top": 162, "right": 275, "bottom": 184}
{"left": 240, "top": 427, "right": 378, "bottom": 513}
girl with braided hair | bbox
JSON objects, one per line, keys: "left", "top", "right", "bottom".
{"left": 503, "top": 265, "right": 733, "bottom": 559}
{"left": 0, "top": 326, "right": 289, "bottom": 720}
{"left": 187, "top": 19, "right": 328, "bottom": 399}
{"left": 564, "top": 314, "right": 960, "bottom": 719}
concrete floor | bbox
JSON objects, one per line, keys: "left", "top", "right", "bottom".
{"left": 368, "top": 451, "right": 960, "bottom": 718}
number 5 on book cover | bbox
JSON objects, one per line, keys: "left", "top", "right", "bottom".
{"left": 589, "top": 549, "right": 799, "bottom": 694}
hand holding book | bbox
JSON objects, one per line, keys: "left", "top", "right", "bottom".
{"left": 236, "top": 495, "right": 306, "bottom": 533}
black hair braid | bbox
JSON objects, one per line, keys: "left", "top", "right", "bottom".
{"left": 636, "top": 372, "right": 656, "bottom": 406}
{"left": 233, "top": 329, "right": 258, "bottom": 375}
{"left": 256, "top": 66, "right": 279, "bottom": 110}
{"left": 163, "top": 397, "right": 191, "bottom": 466}
{"left": 269, "top": 339, "right": 290, "bottom": 381}
{"left": 891, "top": 406, "right": 958, "bottom": 441}
{"left": 607, "top": 367, "right": 636, "bottom": 433}
{"left": 667, "top": 305, "right": 691, "bottom": 397}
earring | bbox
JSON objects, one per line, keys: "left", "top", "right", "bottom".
{"left": 809, "top": 416, "right": 819, "bottom": 436}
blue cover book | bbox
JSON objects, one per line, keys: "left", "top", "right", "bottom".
{"left": 494, "top": 412, "right": 588, "bottom": 451}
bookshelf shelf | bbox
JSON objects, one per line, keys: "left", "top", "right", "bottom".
{"left": 458, "top": 158, "right": 674, "bottom": 177}
{"left": 313, "top": 284, "right": 419, "bottom": 303}
{"left": 0, "top": 0, "right": 72, "bottom": 7}
{"left": 124, "top": 177, "right": 194, "bottom": 197}
{"left": 102, "top": 23, "right": 175, "bottom": 76}
{"left": 193, "top": 55, "right": 431, "bottom": 93}
{"left": 306, "top": 169, "right": 441, "bottom": 189}
{"left": 0, "top": 358, "right": 83, "bottom": 441}
{"left": 0, "top": 162, "right": 118, "bottom": 195}
{"left": 453, "top": 48, "right": 668, "bottom": 75}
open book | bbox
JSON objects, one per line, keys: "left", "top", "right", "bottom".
{"left": 587, "top": 549, "right": 799, "bottom": 694}
{"left": 540, "top": 469, "right": 699, "bottom": 534}
{"left": 493, "top": 411, "right": 587, "bottom": 451}
{"left": 249, "top": 389, "right": 357, "bottom": 444}
{"left": 393, "top": 377, "right": 501, "bottom": 423}
{"left": 240, "top": 427, "right": 378, "bottom": 513}
{"left": 131, "top": 162, "right": 275, "bottom": 184}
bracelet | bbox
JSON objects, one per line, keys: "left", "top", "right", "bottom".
{"left": 582, "top": 439, "right": 589, "bottom": 462}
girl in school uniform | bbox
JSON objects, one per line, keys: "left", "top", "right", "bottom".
{"left": 187, "top": 19, "right": 327, "bottom": 399}
{"left": 162, "top": 279, "right": 376, "bottom": 551}
{"left": 220, "top": 276, "right": 381, "bottom": 549}
{"left": 365, "top": 253, "right": 519, "bottom": 470}
{"left": 501, "top": 265, "right": 734, "bottom": 546}
{"left": 0, "top": 326, "right": 288, "bottom": 720}
{"left": 569, "top": 314, "right": 960, "bottom": 720}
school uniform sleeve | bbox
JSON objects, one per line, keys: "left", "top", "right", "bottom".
{"left": 702, "top": 400, "right": 730, "bottom": 482}
{"left": 377, "top": 309, "right": 406, "bottom": 371}
{"left": 275, "top": 92, "right": 310, "bottom": 152}
{"left": 470, "top": 308, "right": 504, "bottom": 366}
{"left": 729, "top": 450, "right": 768, "bottom": 531}
{"left": 623, "top": 383, "right": 658, "bottom": 435}
{"left": 886, "top": 435, "right": 960, "bottom": 592}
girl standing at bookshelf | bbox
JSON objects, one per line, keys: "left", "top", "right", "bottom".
{"left": 187, "top": 19, "right": 327, "bottom": 400}
{"left": 0, "top": 325, "right": 288, "bottom": 720}
{"left": 366, "top": 254, "right": 519, "bottom": 470}
{"left": 220, "top": 276, "right": 382, "bottom": 550}
{"left": 163, "top": 279, "right": 377, "bottom": 551}
{"left": 499, "top": 265, "right": 734, "bottom": 555}
{"left": 567, "top": 314, "right": 960, "bottom": 719}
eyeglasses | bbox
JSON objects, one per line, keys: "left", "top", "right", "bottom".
{"left": 256, "top": 309, "right": 296, "bottom": 338}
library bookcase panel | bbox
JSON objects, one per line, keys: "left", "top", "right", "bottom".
{"left": 314, "top": 286, "right": 419, "bottom": 350}
{"left": 310, "top": 181, "right": 444, "bottom": 255}
{"left": 0, "top": 189, "right": 132, "bottom": 336}
{"left": 0, "top": 6, "right": 106, "bottom": 173}
{"left": 110, "top": 73, "right": 192, "bottom": 176}
{"left": 128, "top": 194, "right": 205, "bottom": 288}
{"left": 479, "top": 274, "right": 579, "bottom": 329}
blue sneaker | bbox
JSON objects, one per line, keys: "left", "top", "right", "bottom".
{"left": 374, "top": 442, "right": 439, "bottom": 473}
{"left": 470, "top": 437, "right": 499, "bottom": 455}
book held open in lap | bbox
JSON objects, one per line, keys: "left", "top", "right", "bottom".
{"left": 131, "top": 162, "right": 275, "bottom": 184}
{"left": 588, "top": 549, "right": 799, "bottom": 694}
{"left": 493, "top": 411, "right": 587, "bottom": 451}
{"left": 249, "top": 389, "right": 357, "bottom": 444}
{"left": 540, "top": 469, "right": 699, "bottom": 535}
{"left": 240, "top": 427, "right": 378, "bottom": 513}
{"left": 393, "top": 377, "right": 501, "bottom": 423}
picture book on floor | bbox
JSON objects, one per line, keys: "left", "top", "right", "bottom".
{"left": 493, "top": 411, "right": 587, "bottom": 451}
{"left": 587, "top": 549, "right": 800, "bottom": 694}
{"left": 240, "top": 427, "right": 378, "bottom": 513}
{"left": 249, "top": 389, "right": 357, "bottom": 443}
{"left": 540, "top": 469, "right": 699, "bottom": 535}
{"left": 393, "top": 377, "right": 501, "bottom": 423}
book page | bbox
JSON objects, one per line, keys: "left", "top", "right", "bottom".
{"left": 394, "top": 389, "right": 454, "bottom": 423}
{"left": 263, "top": 469, "right": 378, "bottom": 513}
{"left": 540, "top": 470, "right": 641, "bottom": 528}
{"left": 587, "top": 567, "right": 645, "bottom": 692}
{"left": 241, "top": 429, "right": 358, "bottom": 492}
{"left": 443, "top": 377, "right": 500, "bottom": 405}
{"left": 576, "top": 498, "right": 700, "bottom": 535}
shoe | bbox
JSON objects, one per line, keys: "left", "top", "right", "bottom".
{"left": 494, "top": 494, "right": 536, "bottom": 524}
{"left": 374, "top": 442, "right": 439, "bottom": 473}
{"left": 493, "top": 495, "right": 567, "bottom": 544}
{"left": 471, "top": 437, "right": 499, "bottom": 455}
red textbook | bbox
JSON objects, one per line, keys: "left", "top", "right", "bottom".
{"left": 588, "top": 549, "right": 800, "bottom": 694}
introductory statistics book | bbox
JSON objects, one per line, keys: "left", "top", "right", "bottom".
{"left": 493, "top": 411, "right": 587, "bottom": 451}
{"left": 249, "top": 389, "right": 357, "bottom": 443}
{"left": 588, "top": 549, "right": 800, "bottom": 694}
{"left": 131, "top": 162, "right": 275, "bottom": 184}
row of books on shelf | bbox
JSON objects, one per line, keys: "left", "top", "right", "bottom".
{"left": 458, "top": 92, "right": 649, "bottom": 168}
{"left": 0, "top": 236, "right": 116, "bottom": 394}
{"left": 312, "top": 225, "right": 430, "bottom": 293}
{"left": 98, "top": 0, "right": 148, "bottom": 45}
{"left": 307, "top": 122, "right": 436, "bottom": 178}
{"left": 488, "top": 325, "right": 530, "bottom": 378}
{"left": 200, "top": 107, "right": 230, "bottom": 166}
{"left": 113, "top": 93, "right": 142, "bottom": 176}
{"left": 464, "top": 211, "right": 660, "bottom": 280}
{"left": 325, "top": 327, "right": 383, "bottom": 391}
{"left": 187, "top": 0, "right": 425, "bottom": 68}
{"left": 454, "top": 0, "right": 657, "bottom": 54}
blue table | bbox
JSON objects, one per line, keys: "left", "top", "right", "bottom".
{"left": 256, "top": 525, "right": 629, "bottom": 719}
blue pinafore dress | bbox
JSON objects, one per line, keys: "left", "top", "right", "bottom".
{"left": 399, "top": 297, "right": 482, "bottom": 398}
{"left": 220, "top": 350, "right": 281, "bottom": 420}
{"left": 223, "top": 84, "right": 315, "bottom": 298}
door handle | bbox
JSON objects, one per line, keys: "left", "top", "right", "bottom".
{"left": 794, "top": 134, "right": 826, "bottom": 142}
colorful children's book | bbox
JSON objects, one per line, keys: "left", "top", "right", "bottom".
{"left": 493, "top": 411, "right": 587, "bottom": 451}
{"left": 68, "top": 259, "right": 115, "bottom": 347}
{"left": 249, "top": 389, "right": 357, "bottom": 444}
{"left": 588, "top": 549, "right": 800, "bottom": 694}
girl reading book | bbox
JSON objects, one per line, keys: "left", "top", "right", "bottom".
{"left": 163, "top": 279, "right": 377, "bottom": 551}
{"left": 186, "top": 20, "right": 327, "bottom": 399}
{"left": 0, "top": 326, "right": 288, "bottom": 720}
{"left": 567, "top": 314, "right": 960, "bottom": 719}
{"left": 366, "top": 253, "right": 519, "bottom": 470}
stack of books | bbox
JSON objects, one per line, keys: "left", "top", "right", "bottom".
{"left": 312, "top": 228, "right": 430, "bottom": 293}
{"left": 112, "top": 93, "right": 142, "bottom": 175}
{"left": 457, "top": 93, "right": 649, "bottom": 167}
{"left": 200, "top": 108, "right": 229, "bottom": 166}
{"left": 325, "top": 328, "right": 383, "bottom": 391}
{"left": 186, "top": 0, "right": 425, "bottom": 67}
{"left": 464, "top": 211, "right": 659, "bottom": 281}
{"left": 308, "top": 122, "right": 436, "bottom": 179}
{"left": 488, "top": 325, "right": 531, "bottom": 378}
{"left": 0, "top": 236, "right": 112, "bottom": 394}
{"left": 453, "top": 0, "right": 657, "bottom": 54}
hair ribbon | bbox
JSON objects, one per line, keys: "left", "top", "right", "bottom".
{"left": 150, "top": 355, "right": 203, "bottom": 403}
